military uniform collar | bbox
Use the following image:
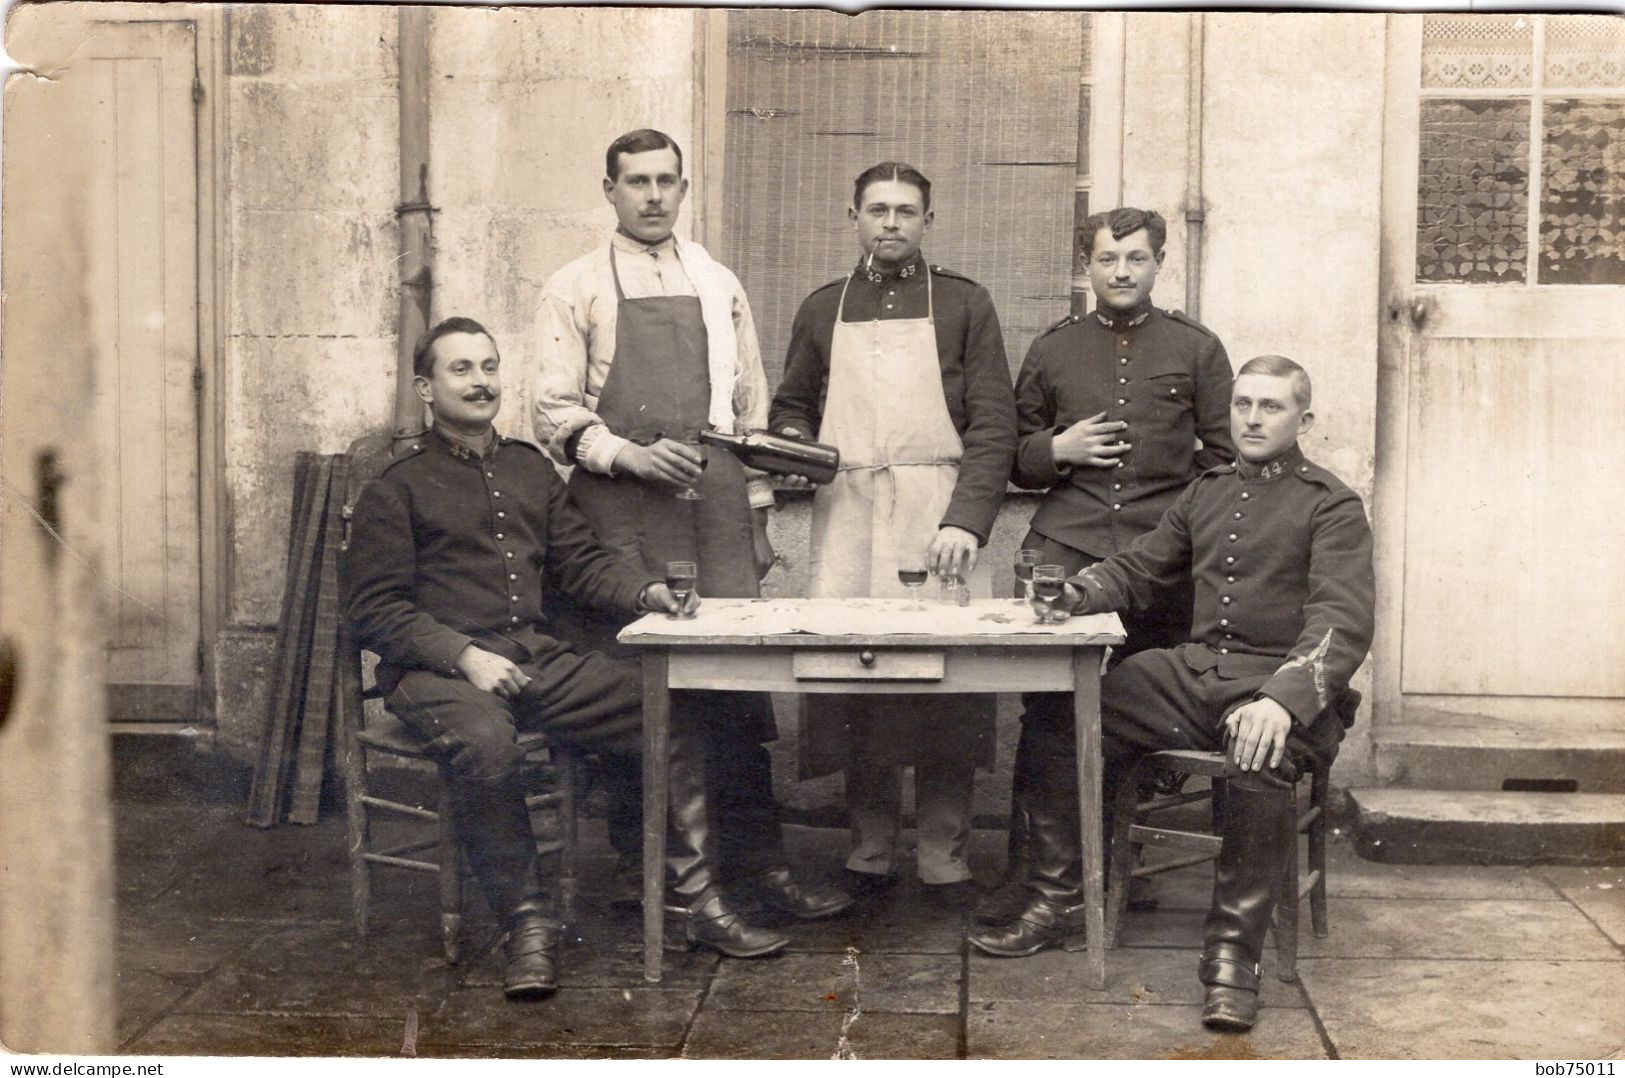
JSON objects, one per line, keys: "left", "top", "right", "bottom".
{"left": 855, "top": 253, "right": 925, "bottom": 283}
{"left": 1091, "top": 300, "right": 1154, "bottom": 331}
{"left": 430, "top": 424, "right": 499, "bottom": 462}
{"left": 1236, "top": 443, "right": 1306, "bottom": 483}
{"left": 611, "top": 229, "right": 679, "bottom": 258}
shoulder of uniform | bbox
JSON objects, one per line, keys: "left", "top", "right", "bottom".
{"left": 808, "top": 275, "right": 848, "bottom": 298}
{"left": 1159, "top": 307, "right": 1220, "bottom": 340}
{"left": 1198, "top": 458, "right": 1238, "bottom": 479}
{"left": 378, "top": 440, "right": 429, "bottom": 477}
{"left": 1035, "top": 311, "right": 1083, "bottom": 342}
{"left": 497, "top": 435, "right": 547, "bottom": 456}
{"left": 1290, "top": 453, "right": 1353, "bottom": 494}
{"left": 929, "top": 264, "right": 981, "bottom": 287}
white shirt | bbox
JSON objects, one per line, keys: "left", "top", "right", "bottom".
{"left": 534, "top": 232, "right": 773, "bottom": 509}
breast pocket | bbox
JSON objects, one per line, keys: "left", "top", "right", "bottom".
{"left": 1136, "top": 373, "right": 1198, "bottom": 479}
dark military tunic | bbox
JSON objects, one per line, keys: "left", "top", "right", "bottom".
{"left": 1014, "top": 301, "right": 1234, "bottom": 560}
{"left": 1072, "top": 443, "right": 1376, "bottom": 726}
{"left": 343, "top": 427, "right": 653, "bottom": 691}
{"left": 769, "top": 253, "right": 1017, "bottom": 544}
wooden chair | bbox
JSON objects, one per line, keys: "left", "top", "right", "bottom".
{"left": 1103, "top": 688, "right": 1358, "bottom": 982}
{"left": 336, "top": 631, "right": 582, "bottom": 964}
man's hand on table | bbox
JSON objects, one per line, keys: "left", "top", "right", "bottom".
{"left": 1030, "top": 582, "right": 1083, "bottom": 622}
{"left": 641, "top": 582, "right": 701, "bottom": 618}
{"left": 1224, "top": 696, "right": 1294, "bottom": 772}
{"left": 456, "top": 644, "right": 532, "bottom": 699}
{"left": 928, "top": 526, "right": 980, "bottom": 580}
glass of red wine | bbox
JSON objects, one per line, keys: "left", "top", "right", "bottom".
{"left": 1013, "top": 548, "right": 1040, "bottom": 604}
{"left": 665, "top": 560, "right": 698, "bottom": 619}
{"left": 675, "top": 431, "right": 707, "bottom": 501}
{"left": 1032, "top": 564, "right": 1066, "bottom": 624}
{"left": 897, "top": 558, "right": 929, "bottom": 610}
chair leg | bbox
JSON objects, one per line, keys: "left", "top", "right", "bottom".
{"left": 438, "top": 786, "right": 464, "bottom": 966}
{"left": 339, "top": 690, "right": 372, "bottom": 941}
{"left": 1309, "top": 764, "right": 1330, "bottom": 939}
{"left": 1105, "top": 763, "right": 1142, "bottom": 948}
{"left": 556, "top": 751, "right": 580, "bottom": 923}
{"left": 1275, "top": 785, "right": 1301, "bottom": 983}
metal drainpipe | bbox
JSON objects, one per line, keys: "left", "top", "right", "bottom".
{"left": 392, "top": 6, "right": 434, "bottom": 452}
{"left": 1183, "top": 13, "right": 1205, "bottom": 321}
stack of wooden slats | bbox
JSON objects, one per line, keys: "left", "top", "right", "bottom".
{"left": 246, "top": 451, "right": 352, "bottom": 827}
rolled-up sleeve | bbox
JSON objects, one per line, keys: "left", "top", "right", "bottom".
{"left": 534, "top": 276, "right": 630, "bottom": 473}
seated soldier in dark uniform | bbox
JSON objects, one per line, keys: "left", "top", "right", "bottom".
{"left": 342, "top": 317, "right": 789, "bottom": 1001}
{"left": 967, "top": 355, "right": 1375, "bottom": 1034}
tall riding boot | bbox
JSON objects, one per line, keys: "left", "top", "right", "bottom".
{"left": 1199, "top": 770, "right": 1296, "bottom": 1032}
{"left": 968, "top": 738, "right": 1087, "bottom": 957}
{"left": 449, "top": 775, "right": 560, "bottom": 998}
{"left": 974, "top": 722, "right": 1036, "bottom": 925}
{"left": 666, "top": 725, "right": 788, "bottom": 958}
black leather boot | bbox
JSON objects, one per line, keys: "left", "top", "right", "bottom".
{"left": 974, "top": 724, "right": 1036, "bottom": 926}
{"left": 1199, "top": 770, "right": 1295, "bottom": 1032}
{"left": 449, "top": 776, "right": 560, "bottom": 998}
{"left": 968, "top": 736, "right": 1084, "bottom": 957}
{"left": 666, "top": 724, "right": 788, "bottom": 958}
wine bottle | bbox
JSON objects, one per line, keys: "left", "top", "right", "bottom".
{"left": 698, "top": 428, "right": 840, "bottom": 486}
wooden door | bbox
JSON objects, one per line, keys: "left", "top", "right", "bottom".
{"left": 1376, "top": 14, "right": 1625, "bottom": 730}
{"left": 79, "top": 21, "right": 203, "bottom": 721}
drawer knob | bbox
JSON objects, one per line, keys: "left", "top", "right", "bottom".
{"left": 859, "top": 650, "right": 876, "bottom": 667}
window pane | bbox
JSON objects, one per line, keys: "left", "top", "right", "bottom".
{"left": 1540, "top": 97, "right": 1625, "bottom": 285}
{"left": 1417, "top": 98, "right": 1531, "bottom": 283}
{"left": 1545, "top": 15, "right": 1625, "bottom": 90}
{"left": 1422, "top": 14, "right": 1534, "bottom": 90}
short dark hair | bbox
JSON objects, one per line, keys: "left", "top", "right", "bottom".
{"left": 1237, "top": 354, "right": 1313, "bottom": 410}
{"left": 606, "top": 129, "right": 683, "bottom": 181}
{"left": 1080, "top": 207, "right": 1167, "bottom": 257}
{"left": 413, "top": 316, "right": 496, "bottom": 379}
{"left": 852, "top": 162, "right": 932, "bottom": 213}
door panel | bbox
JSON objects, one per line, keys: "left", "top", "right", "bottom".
{"left": 1378, "top": 14, "right": 1625, "bottom": 729}
{"left": 81, "top": 22, "right": 201, "bottom": 713}
{"left": 1401, "top": 337, "right": 1625, "bottom": 697}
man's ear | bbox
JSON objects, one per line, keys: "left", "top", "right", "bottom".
{"left": 1297, "top": 408, "right": 1316, "bottom": 438}
{"left": 848, "top": 205, "right": 860, "bottom": 229}
{"left": 603, "top": 176, "right": 616, "bottom": 203}
{"left": 413, "top": 374, "right": 434, "bottom": 407}
{"left": 1155, "top": 247, "right": 1167, "bottom": 267}
{"left": 922, "top": 208, "right": 935, "bottom": 234}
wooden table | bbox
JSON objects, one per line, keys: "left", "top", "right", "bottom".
{"left": 619, "top": 597, "right": 1125, "bottom": 989}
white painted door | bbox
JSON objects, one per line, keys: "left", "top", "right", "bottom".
{"left": 79, "top": 21, "right": 203, "bottom": 721}
{"left": 1377, "top": 15, "right": 1625, "bottom": 730}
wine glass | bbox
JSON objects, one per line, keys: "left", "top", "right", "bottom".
{"left": 664, "top": 560, "right": 698, "bottom": 619}
{"left": 1013, "top": 548, "right": 1040, "bottom": 604}
{"left": 675, "top": 431, "right": 707, "bottom": 501}
{"left": 1031, "top": 564, "right": 1066, "bottom": 624}
{"left": 897, "top": 558, "right": 929, "bottom": 610}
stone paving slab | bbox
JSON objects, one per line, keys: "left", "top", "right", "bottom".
{"left": 782, "top": 887, "right": 967, "bottom": 954}
{"left": 968, "top": 946, "right": 1304, "bottom": 1008}
{"left": 683, "top": 1008, "right": 960, "bottom": 1059}
{"left": 116, "top": 968, "right": 204, "bottom": 1049}
{"left": 1297, "top": 957, "right": 1625, "bottom": 1059}
{"left": 418, "top": 985, "right": 700, "bottom": 1049}
{"left": 705, "top": 951, "right": 961, "bottom": 1014}
{"left": 1297, "top": 898, "right": 1615, "bottom": 960}
{"left": 1539, "top": 866, "right": 1625, "bottom": 948}
{"left": 966, "top": 1000, "right": 1328, "bottom": 1059}
{"left": 459, "top": 941, "right": 721, "bottom": 990}
{"left": 117, "top": 909, "right": 258, "bottom": 977}
{"left": 126, "top": 1013, "right": 406, "bottom": 1056}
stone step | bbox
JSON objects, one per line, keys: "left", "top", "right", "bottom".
{"left": 1373, "top": 725, "right": 1625, "bottom": 793}
{"left": 1348, "top": 787, "right": 1625, "bottom": 865}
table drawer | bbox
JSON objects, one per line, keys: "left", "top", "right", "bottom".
{"left": 792, "top": 649, "right": 945, "bottom": 682}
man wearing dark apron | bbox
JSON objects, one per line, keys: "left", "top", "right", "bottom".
{"left": 536, "top": 129, "right": 853, "bottom": 939}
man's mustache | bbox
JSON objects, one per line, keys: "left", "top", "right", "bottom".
{"left": 462, "top": 390, "right": 497, "bottom": 402}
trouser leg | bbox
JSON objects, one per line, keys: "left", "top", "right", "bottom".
{"left": 845, "top": 757, "right": 902, "bottom": 877}
{"left": 692, "top": 692, "right": 786, "bottom": 881}
{"left": 914, "top": 751, "right": 975, "bottom": 885}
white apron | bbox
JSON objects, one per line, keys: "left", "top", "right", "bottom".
{"left": 801, "top": 268, "right": 995, "bottom": 776}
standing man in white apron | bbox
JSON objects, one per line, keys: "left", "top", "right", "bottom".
{"left": 536, "top": 129, "right": 853, "bottom": 950}
{"left": 770, "top": 163, "right": 1017, "bottom": 907}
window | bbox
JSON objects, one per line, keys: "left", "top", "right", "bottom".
{"left": 1417, "top": 14, "right": 1625, "bottom": 286}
